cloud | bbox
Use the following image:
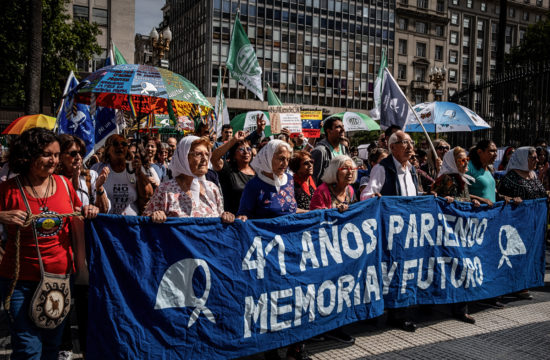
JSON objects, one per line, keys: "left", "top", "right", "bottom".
{"left": 135, "top": 0, "right": 165, "bottom": 35}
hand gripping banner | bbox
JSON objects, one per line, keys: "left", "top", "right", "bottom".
{"left": 85, "top": 197, "right": 546, "bottom": 359}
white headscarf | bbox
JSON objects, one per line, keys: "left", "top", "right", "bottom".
{"left": 506, "top": 146, "right": 535, "bottom": 175}
{"left": 168, "top": 136, "right": 216, "bottom": 205}
{"left": 250, "top": 140, "right": 292, "bottom": 192}
{"left": 437, "top": 147, "right": 475, "bottom": 185}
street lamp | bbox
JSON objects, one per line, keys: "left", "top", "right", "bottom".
{"left": 429, "top": 66, "right": 446, "bottom": 101}
{"left": 150, "top": 26, "right": 172, "bottom": 67}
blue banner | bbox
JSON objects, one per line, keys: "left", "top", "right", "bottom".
{"left": 86, "top": 197, "right": 546, "bottom": 359}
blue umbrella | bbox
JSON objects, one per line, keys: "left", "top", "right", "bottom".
{"left": 405, "top": 101, "right": 490, "bottom": 133}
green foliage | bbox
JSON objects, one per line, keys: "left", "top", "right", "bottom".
{"left": 0, "top": 0, "right": 101, "bottom": 108}
{"left": 506, "top": 12, "right": 550, "bottom": 68}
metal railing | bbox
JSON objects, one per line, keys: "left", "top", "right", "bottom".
{"left": 448, "top": 62, "right": 550, "bottom": 148}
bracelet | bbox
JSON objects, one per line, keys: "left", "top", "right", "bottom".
{"left": 96, "top": 188, "right": 105, "bottom": 196}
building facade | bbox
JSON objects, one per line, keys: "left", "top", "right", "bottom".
{"left": 70, "top": 0, "right": 135, "bottom": 72}
{"left": 169, "top": 0, "right": 395, "bottom": 113}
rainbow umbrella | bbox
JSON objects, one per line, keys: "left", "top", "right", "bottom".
{"left": 2, "top": 114, "right": 56, "bottom": 135}
{"left": 74, "top": 64, "right": 212, "bottom": 117}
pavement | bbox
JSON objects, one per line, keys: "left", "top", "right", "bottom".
{"left": 1, "top": 250, "right": 550, "bottom": 359}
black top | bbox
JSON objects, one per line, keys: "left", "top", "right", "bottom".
{"left": 497, "top": 170, "right": 546, "bottom": 200}
{"left": 217, "top": 161, "right": 255, "bottom": 214}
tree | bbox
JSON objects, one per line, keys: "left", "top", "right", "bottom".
{"left": 25, "top": 0, "right": 42, "bottom": 114}
{"left": 0, "top": 0, "right": 101, "bottom": 112}
{"left": 506, "top": 13, "right": 550, "bottom": 68}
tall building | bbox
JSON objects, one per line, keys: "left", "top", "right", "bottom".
{"left": 169, "top": 0, "right": 395, "bottom": 113}
{"left": 70, "top": 0, "right": 135, "bottom": 72}
{"left": 394, "top": 0, "right": 449, "bottom": 103}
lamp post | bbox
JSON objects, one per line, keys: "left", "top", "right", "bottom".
{"left": 150, "top": 26, "right": 172, "bottom": 68}
{"left": 429, "top": 66, "right": 446, "bottom": 101}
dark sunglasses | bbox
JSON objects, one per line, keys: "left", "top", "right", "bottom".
{"left": 112, "top": 140, "right": 128, "bottom": 148}
{"left": 437, "top": 146, "right": 450, "bottom": 151}
{"left": 65, "top": 150, "right": 82, "bottom": 158}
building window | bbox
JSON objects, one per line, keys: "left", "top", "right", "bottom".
{"left": 448, "top": 69, "right": 457, "bottom": 82}
{"left": 509, "top": 8, "right": 515, "bottom": 18}
{"left": 435, "top": 46, "right": 443, "bottom": 60}
{"left": 73, "top": 5, "right": 88, "bottom": 21}
{"left": 92, "top": 8, "right": 108, "bottom": 26}
{"left": 477, "top": 20, "right": 484, "bottom": 31}
{"left": 481, "top": 2, "right": 487, "bottom": 11}
{"left": 449, "top": 50, "right": 458, "bottom": 63}
{"left": 416, "top": 42, "right": 426, "bottom": 57}
{"left": 450, "top": 31, "right": 458, "bottom": 45}
{"left": 523, "top": 12, "right": 529, "bottom": 21}
{"left": 416, "top": 21, "right": 427, "bottom": 34}
{"left": 415, "top": 67, "right": 426, "bottom": 81}
{"left": 463, "top": 35, "right": 470, "bottom": 47}
{"left": 535, "top": 14, "right": 541, "bottom": 22}
{"left": 452, "top": 0, "right": 459, "bottom": 5}
{"left": 417, "top": 0, "right": 428, "bottom": 9}
{"left": 398, "top": 18, "right": 408, "bottom": 30}
{"left": 399, "top": 39, "right": 408, "bottom": 55}
{"left": 437, "top": 0, "right": 445, "bottom": 12}
{"left": 451, "top": 13, "right": 459, "bottom": 25}
{"left": 435, "top": 25, "right": 444, "bottom": 36}
{"left": 398, "top": 64, "right": 407, "bottom": 80}
{"left": 464, "top": 17, "right": 470, "bottom": 28}
{"left": 467, "top": 0, "right": 473, "bottom": 8}
{"left": 536, "top": 0, "right": 542, "bottom": 6}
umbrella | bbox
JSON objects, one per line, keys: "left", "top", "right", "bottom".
{"left": 74, "top": 64, "right": 212, "bottom": 117}
{"left": 405, "top": 101, "right": 491, "bottom": 133}
{"left": 325, "top": 112, "right": 380, "bottom": 132}
{"left": 2, "top": 114, "right": 56, "bottom": 135}
{"left": 230, "top": 111, "right": 272, "bottom": 137}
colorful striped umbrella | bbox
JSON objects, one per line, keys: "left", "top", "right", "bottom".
{"left": 74, "top": 64, "right": 212, "bottom": 117}
{"left": 2, "top": 114, "right": 57, "bottom": 135}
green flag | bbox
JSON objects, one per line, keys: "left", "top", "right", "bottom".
{"left": 371, "top": 48, "right": 387, "bottom": 120}
{"left": 267, "top": 83, "right": 283, "bottom": 106}
{"left": 112, "top": 41, "right": 128, "bottom": 65}
{"left": 226, "top": 15, "right": 264, "bottom": 101}
{"left": 215, "top": 67, "right": 230, "bottom": 137}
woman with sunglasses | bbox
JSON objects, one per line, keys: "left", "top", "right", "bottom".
{"left": 211, "top": 131, "right": 255, "bottom": 214}
{"left": 57, "top": 134, "right": 110, "bottom": 214}
{"left": 288, "top": 150, "right": 317, "bottom": 210}
{"left": 421, "top": 139, "right": 451, "bottom": 192}
{"left": 432, "top": 147, "right": 483, "bottom": 324}
{"left": 94, "top": 134, "right": 154, "bottom": 215}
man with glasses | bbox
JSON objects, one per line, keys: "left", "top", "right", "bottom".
{"left": 360, "top": 130, "right": 420, "bottom": 332}
{"left": 311, "top": 118, "right": 349, "bottom": 185}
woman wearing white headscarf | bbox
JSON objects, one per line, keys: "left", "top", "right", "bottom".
{"left": 497, "top": 146, "right": 547, "bottom": 202}
{"left": 237, "top": 140, "right": 299, "bottom": 220}
{"left": 143, "top": 136, "right": 234, "bottom": 223}
{"left": 432, "top": 146, "right": 491, "bottom": 206}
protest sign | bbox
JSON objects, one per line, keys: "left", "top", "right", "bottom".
{"left": 268, "top": 105, "right": 301, "bottom": 134}
{"left": 86, "top": 197, "right": 546, "bottom": 359}
{"left": 301, "top": 110, "right": 323, "bottom": 138}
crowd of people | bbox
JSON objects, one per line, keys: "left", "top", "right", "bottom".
{"left": 0, "top": 118, "right": 548, "bottom": 360}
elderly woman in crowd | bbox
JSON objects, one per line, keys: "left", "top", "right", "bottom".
{"left": 143, "top": 136, "right": 234, "bottom": 223}
{"left": 0, "top": 128, "right": 97, "bottom": 359}
{"left": 289, "top": 150, "right": 317, "bottom": 210}
{"left": 432, "top": 147, "right": 488, "bottom": 325}
{"left": 94, "top": 134, "right": 154, "bottom": 215}
{"left": 497, "top": 146, "right": 548, "bottom": 300}
{"left": 211, "top": 131, "right": 255, "bottom": 215}
{"left": 310, "top": 155, "right": 357, "bottom": 213}
{"left": 237, "top": 140, "right": 300, "bottom": 220}
{"left": 421, "top": 139, "right": 450, "bottom": 191}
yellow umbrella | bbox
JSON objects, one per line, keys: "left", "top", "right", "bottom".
{"left": 2, "top": 114, "right": 56, "bottom": 135}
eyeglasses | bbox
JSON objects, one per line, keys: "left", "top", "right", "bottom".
{"left": 302, "top": 160, "right": 314, "bottom": 166}
{"left": 189, "top": 151, "right": 210, "bottom": 159}
{"left": 111, "top": 140, "right": 128, "bottom": 148}
{"left": 237, "top": 147, "right": 252, "bottom": 154}
{"left": 457, "top": 157, "right": 470, "bottom": 165}
{"left": 437, "top": 146, "right": 450, "bottom": 151}
{"left": 338, "top": 166, "right": 357, "bottom": 172}
{"left": 395, "top": 140, "right": 415, "bottom": 147}
{"left": 65, "top": 150, "right": 81, "bottom": 158}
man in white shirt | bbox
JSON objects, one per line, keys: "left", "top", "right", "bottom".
{"left": 361, "top": 130, "right": 418, "bottom": 200}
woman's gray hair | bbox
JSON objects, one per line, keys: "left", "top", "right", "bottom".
{"left": 321, "top": 155, "right": 357, "bottom": 184}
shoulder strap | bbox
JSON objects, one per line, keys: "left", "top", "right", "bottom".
{"left": 59, "top": 175, "right": 74, "bottom": 212}
{"left": 14, "top": 176, "right": 45, "bottom": 275}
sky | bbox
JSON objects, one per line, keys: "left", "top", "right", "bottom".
{"left": 135, "top": 0, "right": 165, "bottom": 35}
